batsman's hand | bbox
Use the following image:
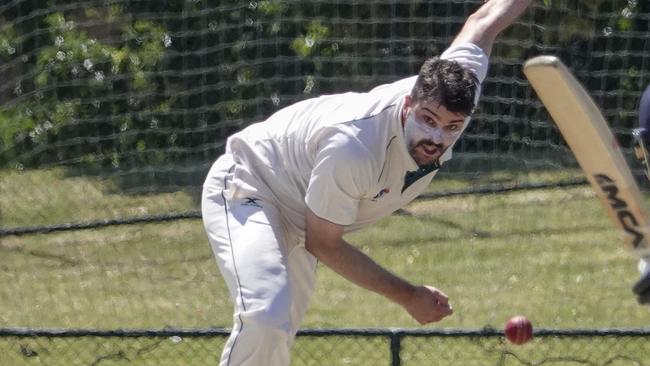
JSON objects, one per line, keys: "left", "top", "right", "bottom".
{"left": 633, "top": 271, "right": 650, "bottom": 304}
{"left": 403, "top": 285, "right": 453, "bottom": 324}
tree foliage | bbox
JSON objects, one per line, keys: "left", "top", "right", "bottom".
{"left": 0, "top": 0, "right": 647, "bottom": 171}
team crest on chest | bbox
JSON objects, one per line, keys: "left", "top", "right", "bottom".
{"left": 372, "top": 188, "right": 390, "bottom": 201}
{"left": 241, "top": 197, "right": 262, "bottom": 208}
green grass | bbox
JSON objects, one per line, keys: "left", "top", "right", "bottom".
{"left": 1, "top": 167, "right": 650, "bottom": 365}
{"left": 0, "top": 168, "right": 197, "bottom": 227}
{"left": 3, "top": 335, "right": 649, "bottom": 366}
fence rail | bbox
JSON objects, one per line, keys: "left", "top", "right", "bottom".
{"left": 2, "top": 327, "right": 650, "bottom": 366}
{"left": 0, "top": 178, "right": 590, "bottom": 237}
{"left": 5, "top": 326, "right": 650, "bottom": 337}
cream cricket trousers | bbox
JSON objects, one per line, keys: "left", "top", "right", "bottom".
{"left": 201, "top": 154, "right": 318, "bottom": 366}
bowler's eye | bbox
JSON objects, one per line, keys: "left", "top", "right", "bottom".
{"left": 447, "top": 124, "right": 461, "bottom": 132}
{"left": 424, "top": 116, "right": 435, "bottom": 126}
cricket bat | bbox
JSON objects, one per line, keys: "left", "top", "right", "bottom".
{"left": 523, "top": 56, "right": 650, "bottom": 298}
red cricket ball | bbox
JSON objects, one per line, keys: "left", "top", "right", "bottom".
{"left": 504, "top": 315, "right": 533, "bottom": 345}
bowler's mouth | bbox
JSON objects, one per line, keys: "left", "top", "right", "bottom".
{"left": 419, "top": 141, "right": 442, "bottom": 157}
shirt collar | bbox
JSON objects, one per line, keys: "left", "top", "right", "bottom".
{"left": 391, "top": 96, "right": 419, "bottom": 172}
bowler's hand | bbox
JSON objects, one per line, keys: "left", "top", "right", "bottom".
{"left": 403, "top": 285, "right": 453, "bottom": 324}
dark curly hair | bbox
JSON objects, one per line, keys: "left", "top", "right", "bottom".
{"left": 410, "top": 57, "right": 479, "bottom": 116}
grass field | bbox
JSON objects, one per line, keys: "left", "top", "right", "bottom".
{"left": 2, "top": 167, "right": 650, "bottom": 365}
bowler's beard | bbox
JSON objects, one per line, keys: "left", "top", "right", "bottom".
{"left": 408, "top": 139, "right": 445, "bottom": 167}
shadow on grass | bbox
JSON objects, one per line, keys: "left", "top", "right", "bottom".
{"left": 368, "top": 219, "right": 610, "bottom": 248}
{"left": 62, "top": 160, "right": 213, "bottom": 204}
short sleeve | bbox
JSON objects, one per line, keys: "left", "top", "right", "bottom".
{"left": 368, "top": 75, "right": 417, "bottom": 96}
{"left": 305, "top": 133, "right": 374, "bottom": 226}
{"left": 440, "top": 42, "right": 489, "bottom": 84}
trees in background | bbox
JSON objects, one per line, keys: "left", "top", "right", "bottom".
{"left": 0, "top": 0, "right": 646, "bottom": 174}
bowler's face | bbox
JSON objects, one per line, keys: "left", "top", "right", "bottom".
{"left": 402, "top": 96, "right": 466, "bottom": 167}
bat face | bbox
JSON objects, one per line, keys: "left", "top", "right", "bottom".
{"left": 594, "top": 173, "right": 645, "bottom": 250}
{"left": 523, "top": 56, "right": 650, "bottom": 259}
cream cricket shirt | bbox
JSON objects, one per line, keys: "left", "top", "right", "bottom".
{"left": 222, "top": 43, "right": 489, "bottom": 236}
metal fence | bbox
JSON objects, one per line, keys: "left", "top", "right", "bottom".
{"left": 2, "top": 327, "right": 650, "bottom": 366}
{"left": 4, "top": 0, "right": 650, "bottom": 234}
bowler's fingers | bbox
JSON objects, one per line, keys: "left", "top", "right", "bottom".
{"left": 437, "top": 301, "right": 453, "bottom": 316}
{"left": 425, "top": 286, "right": 453, "bottom": 316}
{"left": 425, "top": 286, "right": 450, "bottom": 304}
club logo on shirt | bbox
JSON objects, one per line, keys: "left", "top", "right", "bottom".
{"left": 241, "top": 197, "right": 262, "bottom": 208}
{"left": 372, "top": 188, "right": 390, "bottom": 201}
